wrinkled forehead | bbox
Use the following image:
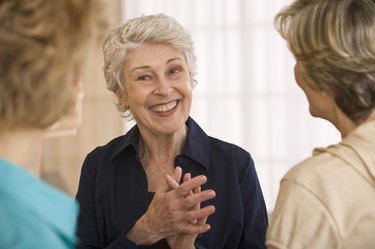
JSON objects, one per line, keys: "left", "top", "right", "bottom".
{"left": 123, "top": 43, "right": 186, "bottom": 72}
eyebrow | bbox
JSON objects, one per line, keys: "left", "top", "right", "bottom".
{"left": 129, "top": 57, "right": 184, "bottom": 74}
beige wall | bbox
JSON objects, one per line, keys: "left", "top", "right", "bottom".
{"left": 42, "top": 0, "right": 123, "bottom": 196}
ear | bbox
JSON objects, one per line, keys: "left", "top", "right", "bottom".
{"left": 321, "top": 89, "right": 333, "bottom": 99}
{"left": 115, "top": 88, "right": 128, "bottom": 107}
{"left": 68, "top": 71, "right": 83, "bottom": 99}
{"left": 45, "top": 72, "right": 84, "bottom": 138}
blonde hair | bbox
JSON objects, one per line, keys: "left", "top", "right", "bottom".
{"left": 275, "top": 0, "right": 375, "bottom": 123}
{"left": 103, "top": 14, "right": 197, "bottom": 119}
{"left": 0, "top": 0, "right": 106, "bottom": 133}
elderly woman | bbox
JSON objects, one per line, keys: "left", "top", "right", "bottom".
{"left": 0, "top": 0, "right": 103, "bottom": 248}
{"left": 267, "top": 0, "right": 375, "bottom": 248}
{"left": 76, "top": 14, "right": 268, "bottom": 249}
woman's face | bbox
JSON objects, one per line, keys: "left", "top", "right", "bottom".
{"left": 294, "top": 62, "right": 334, "bottom": 120}
{"left": 121, "top": 43, "right": 193, "bottom": 137}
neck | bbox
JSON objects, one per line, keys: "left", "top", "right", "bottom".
{"left": 0, "top": 129, "right": 44, "bottom": 177}
{"left": 366, "top": 109, "right": 375, "bottom": 122}
{"left": 138, "top": 125, "right": 188, "bottom": 166}
{"left": 335, "top": 109, "right": 375, "bottom": 138}
{"left": 337, "top": 116, "right": 356, "bottom": 138}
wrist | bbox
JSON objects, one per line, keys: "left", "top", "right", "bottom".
{"left": 125, "top": 217, "right": 160, "bottom": 245}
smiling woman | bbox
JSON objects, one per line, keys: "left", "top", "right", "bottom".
{"left": 120, "top": 43, "right": 193, "bottom": 138}
{"left": 267, "top": 0, "right": 375, "bottom": 248}
{"left": 75, "top": 14, "right": 268, "bottom": 249}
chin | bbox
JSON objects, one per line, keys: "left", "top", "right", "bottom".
{"left": 309, "top": 110, "right": 325, "bottom": 120}
{"left": 308, "top": 107, "right": 318, "bottom": 118}
{"left": 158, "top": 122, "right": 186, "bottom": 135}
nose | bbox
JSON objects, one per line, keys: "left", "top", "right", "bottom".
{"left": 154, "top": 76, "right": 173, "bottom": 97}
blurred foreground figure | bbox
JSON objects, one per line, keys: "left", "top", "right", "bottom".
{"left": 0, "top": 0, "right": 105, "bottom": 248}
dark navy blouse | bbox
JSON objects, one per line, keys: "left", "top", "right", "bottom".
{"left": 76, "top": 117, "right": 268, "bottom": 249}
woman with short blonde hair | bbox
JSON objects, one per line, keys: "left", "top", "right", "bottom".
{"left": 267, "top": 0, "right": 375, "bottom": 248}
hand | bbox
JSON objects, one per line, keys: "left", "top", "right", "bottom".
{"left": 166, "top": 169, "right": 215, "bottom": 249}
{"left": 125, "top": 167, "right": 216, "bottom": 245}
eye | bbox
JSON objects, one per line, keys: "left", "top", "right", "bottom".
{"left": 136, "top": 74, "right": 152, "bottom": 81}
{"left": 168, "top": 67, "right": 182, "bottom": 75}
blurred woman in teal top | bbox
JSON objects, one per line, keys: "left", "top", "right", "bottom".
{"left": 0, "top": 158, "right": 78, "bottom": 249}
{"left": 0, "top": 1, "right": 105, "bottom": 248}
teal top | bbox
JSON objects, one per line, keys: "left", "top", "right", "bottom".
{"left": 0, "top": 158, "right": 79, "bottom": 249}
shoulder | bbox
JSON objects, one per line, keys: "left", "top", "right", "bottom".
{"left": 87, "top": 134, "right": 126, "bottom": 158}
{"left": 267, "top": 152, "right": 343, "bottom": 248}
{"left": 207, "top": 136, "right": 251, "bottom": 158}
{"left": 206, "top": 136, "right": 255, "bottom": 182}
{"left": 0, "top": 194, "right": 74, "bottom": 249}
{"left": 83, "top": 131, "right": 136, "bottom": 171}
{"left": 207, "top": 136, "right": 253, "bottom": 166}
{"left": 272, "top": 150, "right": 343, "bottom": 222}
{"left": 186, "top": 117, "right": 253, "bottom": 168}
{"left": 278, "top": 150, "right": 350, "bottom": 205}
{"left": 86, "top": 124, "right": 140, "bottom": 161}
{"left": 283, "top": 149, "right": 343, "bottom": 186}
{"left": 80, "top": 134, "right": 128, "bottom": 179}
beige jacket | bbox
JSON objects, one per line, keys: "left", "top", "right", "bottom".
{"left": 266, "top": 120, "right": 375, "bottom": 249}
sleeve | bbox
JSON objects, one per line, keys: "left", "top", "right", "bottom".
{"left": 266, "top": 179, "right": 340, "bottom": 249}
{"left": 75, "top": 151, "right": 139, "bottom": 249}
{"left": 238, "top": 151, "right": 268, "bottom": 249}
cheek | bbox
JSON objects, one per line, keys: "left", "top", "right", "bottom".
{"left": 182, "top": 80, "right": 193, "bottom": 94}
{"left": 127, "top": 87, "right": 155, "bottom": 109}
{"left": 294, "top": 71, "right": 304, "bottom": 89}
{"left": 182, "top": 87, "right": 193, "bottom": 105}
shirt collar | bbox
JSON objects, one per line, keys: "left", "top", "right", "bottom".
{"left": 110, "top": 117, "right": 210, "bottom": 170}
{"left": 111, "top": 124, "right": 140, "bottom": 159}
{"left": 181, "top": 117, "right": 210, "bottom": 170}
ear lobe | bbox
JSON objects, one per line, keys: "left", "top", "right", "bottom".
{"left": 115, "top": 88, "right": 128, "bottom": 106}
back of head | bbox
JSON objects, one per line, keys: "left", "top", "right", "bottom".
{"left": 0, "top": 0, "right": 105, "bottom": 133}
{"left": 275, "top": 0, "right": 375, "bottom": 123}
{"left": 102, "top": 14, "right": 197, "bottom": 117}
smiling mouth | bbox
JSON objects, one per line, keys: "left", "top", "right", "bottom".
{"left": 150, "top": 101, "right": 178, "bottom": 113}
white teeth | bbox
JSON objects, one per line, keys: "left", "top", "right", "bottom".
{"left": 151, "top": 101, "right": 177, "bottom": 113}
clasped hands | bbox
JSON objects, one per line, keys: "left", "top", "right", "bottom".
{"left": 126, "top": 167, "right": 216, "bottom": 249}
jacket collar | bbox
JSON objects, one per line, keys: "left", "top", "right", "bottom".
{"left": 110, "top": 117, "right": 210, "bottom": 170}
